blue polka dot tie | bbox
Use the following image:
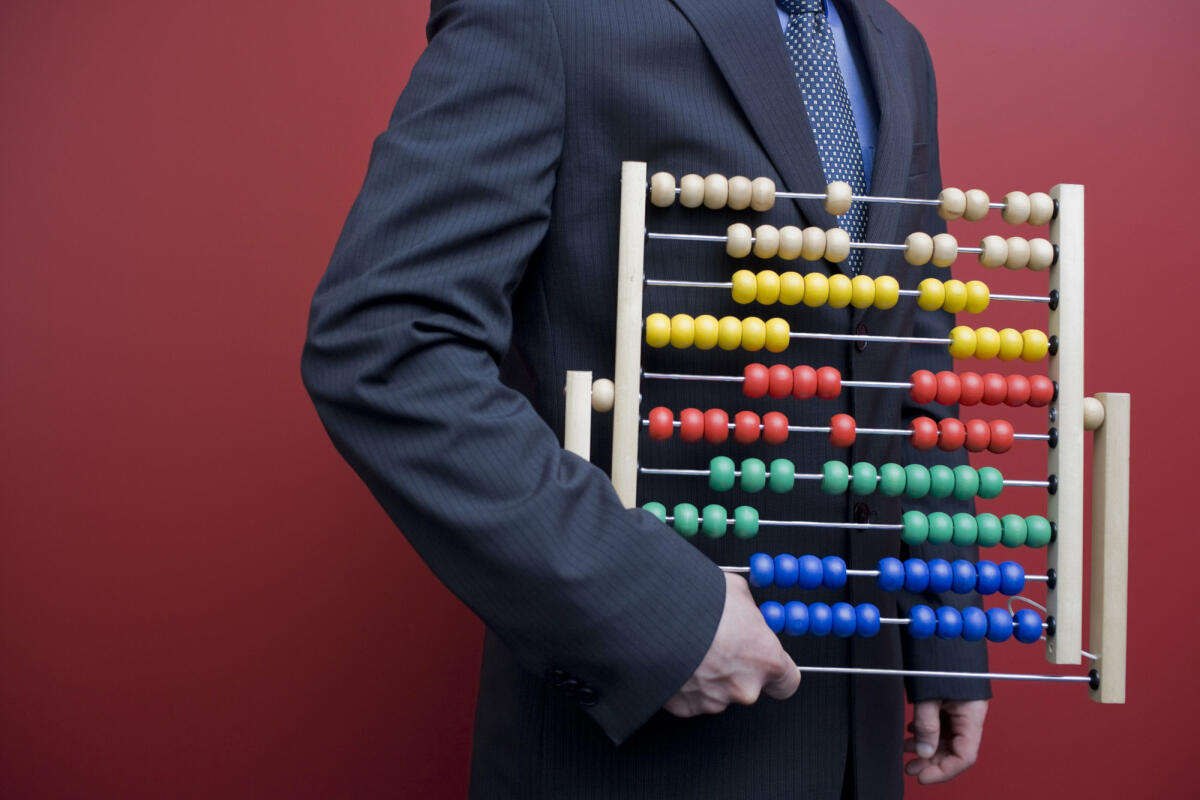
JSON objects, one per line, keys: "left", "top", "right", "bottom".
{"left": 777, "top": 0, "right": 868, "bottom": 273}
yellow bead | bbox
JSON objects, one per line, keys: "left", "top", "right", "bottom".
{"left": 779, "top": 271, "right": 805, "bottom": 305}
{"left": 756, "top": 270, "right": 781, "bottom": 305}
{"left": 1021, "top": 328, "right": 1049, "bottom": 361}
{"left": 942, "top": 279, "right": 968, "bottom": 313}
{"left": 917, "top": 278, "right": 945, "bottom": 311}
{"left": 873, "top": 275, "right": 900, "bottom": 309}
{"left": 964, "top": 280, "right": 990, "bottom": 313}
{"left": 974, "top": 326, "right": 1001, "bottom": 360}
{"left": 693, "top": 314, "right": 719, "bottom": 350}
{"left": 669, "top": 313, "right": 695, "bottom": 349}
{"left": 645, "top": 313, "right": 671, "bottom": 348}
{"left": 765, "top": 317, "right": 790, "bottom": 352}
{"left": 717, "top": 316, "right": 742, "bottom": 350}
{"left": 948, "top": 326, "right": 977, "bottom": 359}
{"left": 827, "top": 274, "right": 852, "bottom": 308}
{"left": 731, "top": 269, "right": 757, "bottom": 304}
{"left": 850, "top": 274, "right": 876, "bottom": 309}
{"left": 997, "top": 328, "right": 1024, "bottom": 360}
{"left": 803, "top": 272, "right": 830, "bottom": 307}
{"left": 741, "top": 316, "right": 767, "bottom": 351}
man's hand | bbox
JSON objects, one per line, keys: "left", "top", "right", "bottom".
{"left": 904, "top": 699, "right": 989, "bottom": 784}
{"left": 663, "top": 573, "right": 801, "bottom": 717}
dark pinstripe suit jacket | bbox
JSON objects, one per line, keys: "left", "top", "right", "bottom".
{"left": 302, "top": 1, "right": 989, "bottom": 797}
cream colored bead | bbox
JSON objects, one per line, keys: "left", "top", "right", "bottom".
{"left": 801, "top": 226, "right": 827, "bottom": 261}
{"left": 1028, "top": 192, "right": 1055, "bottom": 225}
{"left": 754, "top": 225, "right": 780, "bottom": 259}
{"left": 978, "top": 235, "right": 1008, "bottom": 268}
{"left": 778, "top": 225, "right": 803, "bottom": 260}
{"left": 1001, "top": 191, "right": 1031, "bottom": 225}
{"left": 703, "top": 174, "right": 729, "bottom": 209}
{"left": 727, "top": 176, "right": 752, "bottom": 210}
{"left": 904, "top": 232, "right": 934, "bottom": 265}
{"left": 750, "top": 177, "right": 776, "bottom": 212}
{"left": 1027, "top": 237, "right": 1055, "bottom": 271}
{"left": 726, "top": 223, "right": 753, "bottom": 258}
{"left": 963, "top": 189, "right": 990, "bottom": 222}
{"left": 931, "top": 233, "right": 958, "bottom": 267}
{"left": 649, "top": 172, "right": 676, "bottom": 208}
{"left": 938, "top": 188, "right": 966, "bottom": 221}
{"left": 591, "top": 379, "right": 615, "bottom": 413}
{"left": 825, "top": 181, "right": 853, "bottom": 216}
{"left": 824, "top": 228, "right": 851, "bottom": 263}
{"left": 679, "top": 174, "right": 705, "bottom": 208}
{"left": 1004, "top": 236, "right": 1031, "bottom": 270}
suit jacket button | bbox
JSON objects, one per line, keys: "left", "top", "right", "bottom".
{"left": 855, "top": 323, "right": 868, "bottom": 352}
{"left": 559, "top": 679, "right": 580, "bottom": 695}
{"left": 853, "top": 502, "right": 870, "bottom": 523}
{"left": 576, "top": 687, "right": 598, "bottom": 707}
{"left": 548, "top": 669, "right": 569, "bottom": 687}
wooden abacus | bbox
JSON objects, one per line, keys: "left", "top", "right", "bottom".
{"left": 564, "top": 161, "right": 1129, "bottom": 703}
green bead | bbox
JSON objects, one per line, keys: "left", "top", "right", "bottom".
{"left": 1001, "top": 514, "right": 1028, "bottom": 547}
{"left": 929, "top": 465, "right": 956, "bottom": 499}
{"left": 977, "top": 466, "right": 1004, "bottom": 499}
{"left": 709, "top": 457, "right": 736, "bottom": 492}
{"left": 953, "top": 465, "right": 980, "bottom": 501}
{"left": 952, "top": 512, "right": 978, "bottom": 546}
{"left": 821, "top": 460, "right": 850, "bottom": 495}
{"left": 1025, "top": 515, "right": 1053, "bottom": 548}
{"left": 976, "top": 513, "right": 1003, "bottom": 547}
{"left": 902, "top": 510, "right": 929, "bottom": 544}
{"left": 673, "top": 503, "right": 699, "bottom": 538}
{"left": 927, "top": 512, "right": 954, "bottom": 544}
{"left": 642, "top": 502, "right": 667, "bottom": 524}
{"left": 850, "top": 462, "right": 878, "bottom": 496}
{"left": 701, "top": 504, "right": 728, "bottom": 539}
{"left": 733, "top": 505, "right": 759, "bottom": 539}
{"left": 740, "top": 458, "right": 767, "bottom": 493}
{"left": 878, "top": 463, "right": 906, "bottom": 497}
{"left": 904, "top": 464, "right": 931, "bottom": 498}
{"left": 768, "top": 458, "right": 796, "bottom": 493}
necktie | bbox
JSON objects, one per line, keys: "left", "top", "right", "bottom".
{"left": 777, "top": 0, "right": 868, "bottom": 273}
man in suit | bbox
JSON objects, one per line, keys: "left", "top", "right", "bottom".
{"left": 302, "top": 1, "right": 989, "bottom": 796}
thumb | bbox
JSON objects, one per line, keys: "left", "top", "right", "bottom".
{"left": 911, "top": 701, "right": 942, "bottom": 759}
{"left": 761, "top": 645, "right": 801, "bottom": 700}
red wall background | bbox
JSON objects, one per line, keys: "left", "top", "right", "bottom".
{"left": 2, "top": 1, "right": 1195, "bottom": 796}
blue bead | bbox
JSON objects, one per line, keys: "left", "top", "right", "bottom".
{"left": 877, "top": 557, "right": 904, "bottom": 591}
{"left": 935, "top": 606, "right": 963, "bottom": 639}
{"left": 999, "top": 561, "right": 1026, "bottom": 596}
{"left": 784, "top": 601, "right": 810, "bottom": 636}
{"left": 749, "top": 553, "right": 774, "bottom": 588}
{"left": 798, "top": 555, "right": 824, "bottom": 590}
{"left": 927, "top": 559, "right": 953, "bottom": 593}
{"left": 822, "top": 555, "right": 847, "bottom": 589}
{"left": 774, "top": 554, "right": 800, "bottom": 588}
{"left": 1014, "top": 609, "right": 1043, "bottom": 643}
{"left": 808, "top": 602, "right": 833, "bottom": 636}
{"left": 976, "top": 560, "right": 1001, "bottom": 595}
{"left": 831, "top": 602, "right": 856, "bottom": 637}
{"left": 986, "top": 608, "right": 1013, "bottom": 642}
{"left": 951, "top": 560, "right": 977, "bottom": 594}
{"left": 760, "top": 601, "right": 786, "bottom": 634}
{"left": 903, "top": 558, "right": 930, "bottom": 593}
{"left": 909, "top": 605, "right": 936, "bottom": 639}
{"left": 961, "top": 606, "right": 988, "bottom": 641}
{"left": 855, "top": 603, "right": 881, "bottom": 637}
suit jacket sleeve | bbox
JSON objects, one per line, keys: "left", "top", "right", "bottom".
{"left": 300, "top": 0, "right": 726, "bottom": 744}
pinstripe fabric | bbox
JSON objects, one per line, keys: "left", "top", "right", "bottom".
{"left": 302, "top": 1, "right": 987, "bottom": 797}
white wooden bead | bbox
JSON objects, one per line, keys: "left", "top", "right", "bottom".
{"left": 963, "top": 189, "right": 990, "bottom": 222}
{"left": 1028, "top": 192, "right": 1055, "bottom": 226}
{"left": 978, "top": 235, "right": 1009, "bottom": 268}
{"left": 1027, "top": 237, "right": 1055, "bottom": 271}
{"left": 650, "top": 172, "right": 676, "bottom": 208}
{"left": 679, "top": 174, "right": 705, "bottom": 208}
{"left": 931, "top": 233, "right": 958, "bottom": 267}
{"left": 904, "top": 232, "right": 934, "bottom": 265}
{"left": 726, "top": 223, "right": 753, "bottom": 258}
{"left": 750, "top": 177, "right": 776, "bottom": 212}
{"left": 754, "top": 225, "right": 780, "bottom": 259}
{"left": 778, "top": 225, "right": 803, "bottom": 260}
{"left": 727, "top": 176, "right": 752, "bottom": 210}
{"left": 938, "top": 188, "right": 966, "bottom": 221}
{"left": 1004, "top": 236, "right": 1031, "bottom": 270}
{"left": 1001, "top": 191, "right": 1031, "bottom": 225}
{"left": 801, "top": 226, "right": 827, "bottom": 261}
{"left": 591, "top": 379, "right": 615, "bottom": 413}
{"left": 824, "top": 181, "right": 853, "bottom": 216}
{"left": 703, "top": 174, "right": 729, "bottom": 210}
{"left": 824, "top": 228, "right": 850, "bottom": 263}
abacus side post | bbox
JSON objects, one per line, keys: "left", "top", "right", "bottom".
{"left": 563, "top": 371, "right": 593, "bottom": 461}
{"left": 1088, "top": 392, "right": 1130, "bottom": 704}
{"left": 611, "top": 161, "right": 648, "bottom": 508}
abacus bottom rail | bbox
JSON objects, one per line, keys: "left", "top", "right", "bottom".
{"left": 794, "top": 665, "right": 1098, "bottom": 687}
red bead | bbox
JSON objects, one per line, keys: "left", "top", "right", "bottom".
{"left": 767, "top": 364, "right": 793, "bottom": 399}
{"left": 934, "top": 370, "right": 961, "bottom": 405}
{"left": 734, "top": 411, "right": 762, "bottom": 444}
{"left": 829, "top": 413, "right": 857, "bottom": 447}
{"left": 762, "top": 411, "right": 789, "bottom": 445}
{"left": 816, "top": 366, "right": 842, "bottom": 399}
{"left": 679, "top": 408, "right": 705, "bottom": 442}
{"left": 909, "top": 370, "right": 937, "bottom": 404}
{"left": 1005, "top": 374, "right": 1032, "bottom": 407}
{"left": 981, "top": 373, "right": 1008, "bottom": 405}
{"left": 910, "top": 417, "right": 939, "bottom": 450}
{"left": 988, "top": 419, "right": 1015, "bottom": 453}
{"left": 958, "top": 371, "right": 984, "bottom": 406}
{"left": 938, "top": 417, "right": 967, "bottom": 451}
{"left": 792, "top": 365, "right": 818, "bottom": 399}
{"left": 1028, "top": 375, "right": 1055, "bottom": 407}
{"left": 964, "top": 418, "right": 991, "bottom": 452}
{"left": 704, "top": 408, "right": 729, "bottom": 444}
{"left": 743, "top": 363, "right": 769, "bottom": 398}
{"left": 648, "top": 407, "right": 674, "bottom": 441}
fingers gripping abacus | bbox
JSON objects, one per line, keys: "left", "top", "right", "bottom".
{"left": 563, "top": 161, "right": 1129, "bottom": 702}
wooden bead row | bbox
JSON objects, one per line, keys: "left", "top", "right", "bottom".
{"left": 904, "top": 232, "right": 1055, "bottom": 270}
{"left": 937, "top": 188, "right": 1054, "bottom": 226}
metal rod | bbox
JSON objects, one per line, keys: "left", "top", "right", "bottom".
{"left": 643, "top": 279, "right": 1050, "bottom": 304}
{"left": 637, "top": 466, "right": 1050, "bottom": 488}
{"left": 641, "top": 419, "right": 1050, "bottom": 442}
{"left": 792, "top": 666, "right": 1092, "bottom": 683}
{"left": 647, "top": 230, "right": 987, "bottom": 256}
